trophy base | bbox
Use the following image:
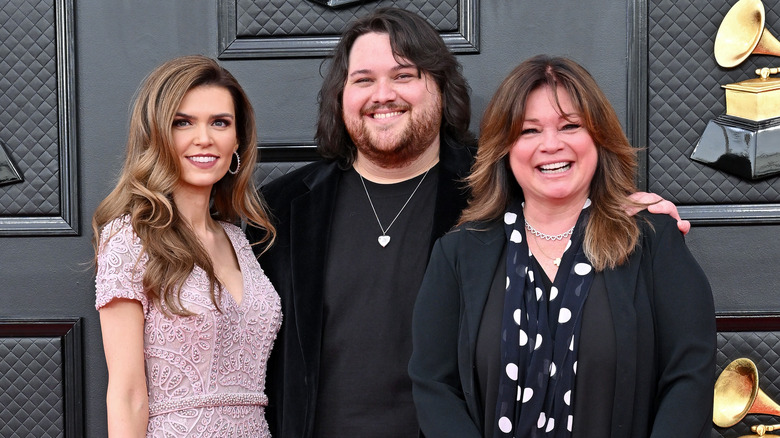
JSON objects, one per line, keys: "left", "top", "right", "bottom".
{"left": 691, "top": 114, "right": 780, "bottom": 180}
{"left": 738, "top": 435, "right": 780, "bottom": 438}
{"left": 724, "top": 77, "right": 780, "bottom": 121}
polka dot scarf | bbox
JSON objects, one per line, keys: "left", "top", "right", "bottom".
{"left": 494, "top": 199, "right": 594, "bottom": 438}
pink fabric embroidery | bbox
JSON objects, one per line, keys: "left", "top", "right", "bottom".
{"left": 96, "top": 216, "right": 281, "bottom": 437}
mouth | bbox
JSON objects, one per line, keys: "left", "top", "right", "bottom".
{"left": 538, "top": 161, "right": 572, "bottom": 174}
{"left": 371, "top": 110, "right": 405, "bottom": 120}
{"left": 187, "top": 155, "right": 217, "bottom": 163}
{"left": 363, "top": 104, "right": 409, "bottom": 121}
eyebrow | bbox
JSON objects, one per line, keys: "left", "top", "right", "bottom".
{"left": 522, "top": 113, "right": 581, "bottom": 123}
{"left": 174, "top": 112, "right": 235, "bottom": 119}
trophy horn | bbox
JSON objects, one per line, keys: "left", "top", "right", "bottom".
{"left": 713, "top": 358, "right": 780, "bottom": 428}
{"left": 714, "top": 0, "right": 780, "bottom": 68}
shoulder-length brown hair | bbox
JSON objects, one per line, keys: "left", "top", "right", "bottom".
{"left": 92, "top": 55, "right": 275, "bottom": 314}
{"left": 461, "top": 55, "right": 640, "bottom": 270}
{"left": 315, "top": 7, "right": 474, "bottom": 168}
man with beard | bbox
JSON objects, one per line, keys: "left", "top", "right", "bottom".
{"left": 246, "top": 7, "right": 688, "bottom": 438}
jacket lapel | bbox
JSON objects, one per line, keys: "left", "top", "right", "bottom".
{"left": 603, "top": 251, "right": 642, "bottom": 438}
{"left": 288, "top": 162, "right": 341, "bottom": 416}
{"left": 460, "top": 225, "right": 505, "bottom": 345}
{"left": 458, "top": 224, "right": 506, "bottom": 430}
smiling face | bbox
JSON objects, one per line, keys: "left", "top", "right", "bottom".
{"left": 508, "top": 85, "right": 598, "bottom": 208}
{"left": 341, "top": 32, "right": 442, "bottom": 168}
{"left": 171, "top": 85, "right": 238, "bottom": 199}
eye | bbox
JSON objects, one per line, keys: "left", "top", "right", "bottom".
{"left": 172, "top": 118, "right": 191, "bottom": 128}
{"left": 212, "top": 118, "right": 232, "bottom": 128}
{"left": 562, "top": 123, "right": 581, "bottom": 131}
{"left": 520, "top": 127, "right": 540, "bottom": 135}
{"left": 352, "top": 77, "right": 373, "bottom": 85}
{"left": 395, "top": 67, "right": 421, "bottom": 81}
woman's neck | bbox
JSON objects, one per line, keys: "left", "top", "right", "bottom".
{"left": 172, "top": 187, "right": 218, "bottom": 236}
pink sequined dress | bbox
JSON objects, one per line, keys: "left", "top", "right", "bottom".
{"left": 95, "top": 216, "right": 282, "bottom": 437}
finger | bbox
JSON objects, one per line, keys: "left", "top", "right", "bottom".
{"left": 677, "top": 220, "right": 691, "bottom": 236}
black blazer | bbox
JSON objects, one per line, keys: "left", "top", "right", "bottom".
{"left": 408, "top": 212, "right": 716, "bottom": 438}
{"left": 247, "top": 139, "right": 474, "bottom": 438}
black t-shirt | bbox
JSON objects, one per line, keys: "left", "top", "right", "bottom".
{"left": 313, "top": 166, "right": 438, "bottom": 438}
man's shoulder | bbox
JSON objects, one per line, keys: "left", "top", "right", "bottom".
{"left": 440, "top": 137, "right": 476, "bottom": 175}
{"left": 261, "top": 160, "right": 338, "bottom": 198}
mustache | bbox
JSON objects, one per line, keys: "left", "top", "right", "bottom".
{"left": 360, "top": 103, "right": 411, "bottom": 116}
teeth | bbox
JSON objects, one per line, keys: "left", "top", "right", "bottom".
{"left": 373, "top": 111, "right": 403, "bottom": 119}
{"left": 189, "top": 156, "right": 216, "bottom": 163}
{"left": 539, "top": 162, "right": 571, "bottom": 173}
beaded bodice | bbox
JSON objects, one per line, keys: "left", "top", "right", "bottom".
{"left": 95, "top": 216, "right": 281, "bottom": 437}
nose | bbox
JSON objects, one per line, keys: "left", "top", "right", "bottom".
{"left": 371, "top": 78, "right": 397, "bottom": 103}
{"left": 193, "top": 124, "right": 212, "bottom": 146}
{"left": 539, "top": 129, "right": 564, "bottom": 153}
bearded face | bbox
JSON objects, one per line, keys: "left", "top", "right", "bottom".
{"left": 341, "top": 32, "right": 443, "bottom": 169}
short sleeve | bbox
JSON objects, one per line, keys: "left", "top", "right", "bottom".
{"left": 95, "top": 216, "right": 150, "bottom": 315}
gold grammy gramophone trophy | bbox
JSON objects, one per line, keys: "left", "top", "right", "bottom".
{"left": 714, "top": 358, "right": 780, "bottom": 437}
{"left": 690, "top": 0, "right": 780, "bottom": 180}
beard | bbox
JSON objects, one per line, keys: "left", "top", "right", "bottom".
{"left": 345, "top": 99, "right": 442, "bottom": 169}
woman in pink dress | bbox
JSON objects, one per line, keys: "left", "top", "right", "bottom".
{"left": 92, "top": 55, "right": 281, "bottom": 437}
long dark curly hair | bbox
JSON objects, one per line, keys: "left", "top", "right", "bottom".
{"left": 315, "top": 7, "right": 475, "bottom": 168}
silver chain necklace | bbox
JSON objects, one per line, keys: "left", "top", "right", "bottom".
{"left": 358, "top": 168, "right": 431, "bottom": 247}
{"left": 524, "top": 219, "right": 575, "bottom": 241}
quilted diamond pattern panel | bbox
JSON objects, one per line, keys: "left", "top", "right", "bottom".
{"left": 648, "top": 0, "right": 780, "bottom": 203}
{"left": 254, "top": 161, "right": 313, "bottom": 187}
{"left": 0, "top": 0, "right": 60, "bottom": 215}
{"left": 237, "top": 0, "right": 458, "bottom": 37}
{"left": 714, "top": 331, "right": 780, "bottom": 438}
{"left": 0, "top": 337, "right": 64, "bottom": 438}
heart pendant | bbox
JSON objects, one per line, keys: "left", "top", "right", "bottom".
{"left": 378, "top": 235, "right": 391, "bottom": 247}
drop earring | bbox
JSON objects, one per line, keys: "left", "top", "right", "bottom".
{"left": 228, "top": 150, "right": 241, "bottom": 175}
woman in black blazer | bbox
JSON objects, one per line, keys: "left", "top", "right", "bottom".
{"left": 408, "top": 55, "right": 716, "bottom": 438}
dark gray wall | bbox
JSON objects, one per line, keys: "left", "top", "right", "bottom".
{"left": 0, "top": 0, "right": 775, "bottom": 435}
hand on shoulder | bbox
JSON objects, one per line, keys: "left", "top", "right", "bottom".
{"left": 626, "top": 192, "right": 690, "bottom": 235}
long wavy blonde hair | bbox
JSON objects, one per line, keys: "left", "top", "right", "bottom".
{"left": 92, "top": 55, "right": 275, "bottom": 314}
{"left": 461, "top": 55, "right": 641, "bottom": 271}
